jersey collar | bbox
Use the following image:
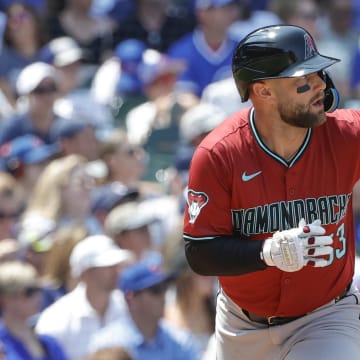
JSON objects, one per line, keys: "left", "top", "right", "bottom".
{"left": 249, "top": 107, "right": 312, "bottom": 168}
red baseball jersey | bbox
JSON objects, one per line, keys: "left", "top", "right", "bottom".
{"left": 183, "top": 107, "right": 360, "bottom": 317}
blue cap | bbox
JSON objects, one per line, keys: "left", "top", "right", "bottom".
{"left": 51, "top": 117, "right": 93, "bottom": 141}
{"left": 119, "top": 257, "right": 175, "bottom": 292}
{"left": 91, "top": 182, "right": 139, "bottom": 213}
{"left": 114, "top": 39, "right": 147, "bottom": 63}
{"left": 0, "top": 135, "right": 58, "bottom": 170}
{"left": 114, "top": 39, "right": 147, "bottom": 95}
{"left": 196, "top": 0, "right": 236, "bottom": 9}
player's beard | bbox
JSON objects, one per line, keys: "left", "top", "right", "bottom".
{"left": 278, "top": 98, "right": 326, "bottom": 128}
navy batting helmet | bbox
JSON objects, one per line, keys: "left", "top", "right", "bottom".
{"left": 232, "top": 25, "right": 340, "bottom": 106}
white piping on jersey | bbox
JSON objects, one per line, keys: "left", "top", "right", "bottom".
{"left": 249, "top": 107, "right": 312, "bottom": 168}
{"left": 183, "top": 234, "right": 217, "bottom": 241}
{"left": 193, "top": 29, "right": 234, "bottom": 64}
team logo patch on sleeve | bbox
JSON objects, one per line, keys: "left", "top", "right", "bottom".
{"left": 187, "top": 189, "right": 209, "bottom": 224}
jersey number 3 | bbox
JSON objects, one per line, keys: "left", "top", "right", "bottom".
{"left": 322, "top": 223, "right": 346, "bottom": 267}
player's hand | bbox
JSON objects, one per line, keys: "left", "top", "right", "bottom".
{"left": 261, "top": 219, "right": 333, "bottom": 272}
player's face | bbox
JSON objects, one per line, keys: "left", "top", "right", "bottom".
{"left": 274, "top": 72, "right": 327, "bottom": 128}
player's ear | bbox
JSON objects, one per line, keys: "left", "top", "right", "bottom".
{"left": 252, "top": 81, "right": 272, "bottom": 100}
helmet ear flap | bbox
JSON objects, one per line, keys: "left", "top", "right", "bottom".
{"left": 320, "top": 71, "right": 339, "bottom": 113}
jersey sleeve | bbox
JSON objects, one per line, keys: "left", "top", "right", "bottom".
{"left": 184, "top": 143, "right": 233, "bottom": 239}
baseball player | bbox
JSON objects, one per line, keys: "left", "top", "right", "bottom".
{"left": 183, "top": 25, "right": 360, "bottom": 359}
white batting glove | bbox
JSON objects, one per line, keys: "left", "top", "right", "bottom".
{"left": 261, "top": 219, "right": 333, "bottom": 272}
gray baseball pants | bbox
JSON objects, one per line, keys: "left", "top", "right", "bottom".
{"left": 216, "top": 286, "right": 360, "bottom": 359}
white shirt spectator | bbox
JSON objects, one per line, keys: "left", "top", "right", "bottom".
{"left": 35, "top": 283, "right": 129, "bottom": 360}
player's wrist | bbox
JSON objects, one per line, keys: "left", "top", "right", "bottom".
{"left": 260, "top": 238, "right": 273, "bottom": 266}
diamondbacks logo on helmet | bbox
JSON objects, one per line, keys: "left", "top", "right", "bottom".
{"left": 304, "top": 34, "right": 316, "bottom": 60}
{"left": 187, "top": 189, "right": 209, "bottom": 224}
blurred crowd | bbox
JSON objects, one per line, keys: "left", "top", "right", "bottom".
{"left": 1, "top": 0, "right": 360, "bottom": 359}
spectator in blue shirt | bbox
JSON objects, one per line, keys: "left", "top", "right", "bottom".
{"left": 88, "top": 257, "right": 200, "bottom": 360}
{"left": 167, "top": 0, "right": 240, "bottom": 98}
{"left": 0, "top": 260, "right": 69, "bottom": 360}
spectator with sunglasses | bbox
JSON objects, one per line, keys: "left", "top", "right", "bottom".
{"left": 0, "top": 62, "right": 61, "bottom": 146}
{"left": 35, "top": 234, "right": 134, "bottom": 360}
{"left": 104, "top": 200, "right": 161, "bottom": 262}
{"left": 50, "top": 116, "right": 100, "bottom": 162}
{"left": 88, "top": 257, "right": 199, "bottom": 360}
{"left": 0, "top": 260, "right": 69, "bottom": 360}
{"left": 98, "top": 128, "right": 161, "bottom": 197}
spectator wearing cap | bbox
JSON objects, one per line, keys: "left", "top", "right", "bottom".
{"left": 114, "top": 39, "right": 147, "bottom": 97}
{"left": 88, "top": 258, "right": 199, "bottom": 360}
{"left": 167, "top": 0, "right": 240, "bottom": 98}
{"left": 39, "top": 35, "right": 116, "bottom": 148}
{"left": 125, "top": 48, "right": 198, "bottom": 182}
{"left": 0, "top": 62, "right": 60, "bottom": 146}
{"left": 50, "top": 116, "right": 100, "bottom": 161}
{"left": 0, "top": 134, "right": 59, "bottom": 196}
{"left": 91, "top": 38, "right": 149, "bottom": 128}
{"left": 126, "top": 48, "right": 187, "bottom": 146}
{"left": 104, "top": 201, "right": 160, "bottom": 261}
{"left": 35, "top": 234, "right": 134, "bottom": 360}
{"left": 53, "top": 90, "right": 115, "bottom": 152}
{"left": 0, "top": 261, "right": 69, "bottom": 360}
{"left": 39, "top": 36, "right": 84, "bottom": 95}
{"left": 91, "top": 38, "right": 147, "bottom": 109}
{"left": 91, "top": 182, "right": 139, "bottom": 228}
